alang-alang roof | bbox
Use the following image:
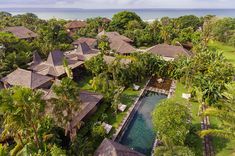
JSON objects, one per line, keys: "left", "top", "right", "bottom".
{"left": 147, "top": 44, "right": 192, "bottom": 59}
{"left": 3, "top": 26, "right": 38, "bottom": 39}
{"left": 30, "top": 50, "right": 84, "bottom": 77}
{"left": 65, "top": 20, "right": 87, "bottom": 29}
{"left": 97, "top": 30, "right": 136, "bottom": 54}
{"left": 1, "top": 68, "right": 53, "bottom": 89}
{"left": 72, "top": 37, "right": 97, "bottom": 47}
{"left": 94, "top": 138, "right": 145, "bottom": 156}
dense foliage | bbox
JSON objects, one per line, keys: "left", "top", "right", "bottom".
{"left": 174, "top": 47, "right": 234, "bottom": 105}
{"left": 152, "top": 100, "right": 191, "bottom": 145}
{"left": 0, "top": 10, "right": 234, "bottom": 156}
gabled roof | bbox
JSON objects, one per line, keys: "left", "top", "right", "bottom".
{"left": 94, "top": 138, "right": 145, "bottom": 156}
{"left": 1, "top": 68, "right": 53, "bottom": 89}
{"left": 65, "top": 20, "right": 87, "bottom": 29}
{"left": 3, "top": 26, "right": 38, "bottom": 39}
{"left": 46, "top": 50, "right": 64, "bottom": 66}
{"left": 147, "top": 44, "right": 192, "bottom": 59}
{"left": 72, "top": 37, "right": 97, "bottom": 47}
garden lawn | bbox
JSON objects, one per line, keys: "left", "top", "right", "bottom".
{"left": 208, "top": 41, "right": 235, "bottom": 155}
{"left": 208, "top": 40, "right": 235, "bottom": 66}
{"left": 172, "top": 82, "right": 203, "bottom": 156}
{"left": 106, "top": 79, "right": 147, "bottom": 129}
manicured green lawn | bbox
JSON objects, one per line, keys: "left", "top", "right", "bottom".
{"left": 106, "top": 79, "right": 147, "bottom": 129}
{"left": 208, "top": 40, "right": 235, "bottom": 155}
{"left": 107, "top": 88, "right": 141, "bottom": 129}
{"left": 208, "top": 40, "right": 235, "bottom": 66}
{"left": 172, "top": 82, "right": 203, "bottom": 156}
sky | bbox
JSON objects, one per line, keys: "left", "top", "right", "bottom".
{"left": 0, "top": 0, "right": 235, "bottom": 9}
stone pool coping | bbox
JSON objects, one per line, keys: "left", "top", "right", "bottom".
{"left": 111, "top": 78, "right": 177, "bottom": 155}
{"left": 151, "top": 80, "right": 177, "bottom": 156}
{"left": 112, "top": 79, "right": 151, "bottom": 141}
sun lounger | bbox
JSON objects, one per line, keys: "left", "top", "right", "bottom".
{"left": 102, "top": 122, "right": 112, "bottom": 134}
{"left": 118, "top": 104, "right": 127, "bottom": 112}
{"left": 133, "top": 84, "right": 140, "bottom": 90}
{"left": 182, "top": 93, "right": 191, "bottom": 99}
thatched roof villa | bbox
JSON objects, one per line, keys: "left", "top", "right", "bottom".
{"left": 97, "top": 30, "right": 136, "bottom": 55}
{"left": 65, "top": 20, "right": 87, "bottom": 35}
{"left": 3, "top": 26, "right": 38, "bottom": 40}
{"left": 147, "top": 44, "right": 192, "bottom": 61}
{"left": 72, "top": 37, "right": 98, "bottom": 49}
{"left": 29, "top": 50, "right": 84, "bottom": 78}
{"left": 1, "top": 68, "right": 53, "bottom": 89}
{"left": 42, "top": 80, "right": 103, "bottom": 138}
{"left": 94, "top": 138, "right": 144, "bottom": 156}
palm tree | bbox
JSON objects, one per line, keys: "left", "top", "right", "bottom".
{"left": 51, "top": 77, "right": 81, "bottom": 139}
{"left": 199, "top": 83, "right": 235, "bottom": 139}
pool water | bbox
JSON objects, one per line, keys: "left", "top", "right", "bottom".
{"left": 119, "top": 92, "right": 166, "bottom": 156}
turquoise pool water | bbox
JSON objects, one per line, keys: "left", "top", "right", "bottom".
{"left": 119, "top": 92, "right": 166, "bottom": 156}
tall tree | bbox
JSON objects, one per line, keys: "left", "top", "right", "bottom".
{"left": 152, "top": 100, "right": 191, "bottom": 146}
{"left": 199, "top": 83, "right": 235, "bottom": 139}
{"left": 51, "top": 78, "right": 81, "bottom": 138}
{"left": 0, "top": 87, "right": 46, "bottom": 148}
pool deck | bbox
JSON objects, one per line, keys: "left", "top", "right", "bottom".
{"left": 151, "top": 80, "right": 177, "bottom": 156}
{"left": 112, "top": 79, "right": 150, "bottom": 141}
{"left": 111, "top": 77, "right": 177, "bottom": 155}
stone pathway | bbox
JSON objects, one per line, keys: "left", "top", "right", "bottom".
{"left": 201, "top": 104, "right": 214, "bottom": 156}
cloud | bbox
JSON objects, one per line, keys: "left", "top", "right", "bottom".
{"left": 0, "top": 0, "right": 235, "bottom": 8}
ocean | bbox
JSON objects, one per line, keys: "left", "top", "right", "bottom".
{"left": 0, "top": 8, "right": 235, "bottom": 20}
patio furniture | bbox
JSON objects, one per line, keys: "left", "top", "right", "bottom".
{"left": 157, "top": 78, "right": 164, "bottom": 83}
{"left": 118, "top": 104, "right": 127, "bottom": 112}
{"left": 182, "top": 93, "right": 191, "bottom": 99}
{"left": 102, "top": 122, "right": 112, "bottom": 134}
{"left": 133, "top": 84, "right": 140, "bottom": 90}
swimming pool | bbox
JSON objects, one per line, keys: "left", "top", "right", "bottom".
{"left": 119, "top": 92, "right": 166, "bottom": 156}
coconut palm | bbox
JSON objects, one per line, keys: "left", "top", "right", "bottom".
{"left": 199, "top": 84, "right": 235, "bottom": 139}
{"left": 51, "top": 77, "right": 81, "bottom": 138}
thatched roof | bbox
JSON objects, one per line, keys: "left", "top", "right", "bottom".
{"left": 94, "top": 138, "right": 145, "bottom": 156}
{"left": 30, "top": 50, "right": 84, "bottom": 77}
{"left": 72, "top": 37, "right": 97, "bottom": 47}
{"left": 101, "top": 17, "right": 111, "bottom": 23}
{"left": 77, "top": 42, "right": 99, "bottom": 55}
{"left": 42, "top": 81, "right": 103, "bottom": 130}
{"left": 98, "top": 30, "right": 133, "bottom": 43}
{"left": 103, "top": 55, "right": 131, "bottom": 65}
{"left": 110, "top": 39, "right": 136, "bottom": 54}
{"left": 1, "top": 68, "right": 53, "bottom": 89}
{"left": 65, "top": 21, "right": 87, "bottom": 29}
{"left": 70, "top": 90, "right": 103, "bottom": 128}
{"left": 66, "top": 42, "right": 99, "bottom": 61}
{"left": 147, "top": 44, "right": 192, "bottom": 59}
{"left": 32, "top": 51, "right": 42, "bottom": 65}
{"left": 46, "top": 50, "right": 64, "bottom": 66}
{"left": 3, "top": 26, "right": 38, "bottom": 39}
{"left": 97, "top": 30, "right": 136, "bottom": 54}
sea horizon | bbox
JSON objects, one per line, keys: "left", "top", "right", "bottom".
{"left": 1, "top": 8, "right": 235, "bottom": 20}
